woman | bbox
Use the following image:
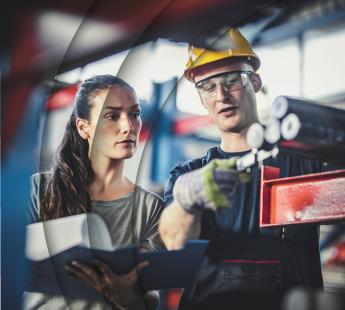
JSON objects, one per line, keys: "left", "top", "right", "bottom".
{"left": 25, "top": 75, "right": 164, "bottom": 309}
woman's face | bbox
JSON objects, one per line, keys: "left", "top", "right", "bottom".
{"left": 80, "top": 85, "right": 142, "bottom": 161}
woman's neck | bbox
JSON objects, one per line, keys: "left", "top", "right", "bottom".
{"left": 90, "top": 158, "right": 134, "bottom": 201}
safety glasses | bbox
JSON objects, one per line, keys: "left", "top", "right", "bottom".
{"left": 195, "top": 70, "right": 253, "bottom": 100}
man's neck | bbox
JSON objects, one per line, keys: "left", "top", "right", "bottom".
{"left": 220, "top": 130, "right": 250, "bottom": 153}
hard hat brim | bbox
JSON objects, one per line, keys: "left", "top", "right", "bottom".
{"left": 184, "top": 54, "right": 260, "bottom": 82}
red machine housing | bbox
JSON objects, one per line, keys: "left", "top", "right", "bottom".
{"left": 260, "top": 166, "right": 345, "bottom": 227}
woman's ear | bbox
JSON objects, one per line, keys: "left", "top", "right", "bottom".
{"left": 251, "top": 73, "right": 262, "bottom": 93}
{"left": 76, "top": 118, "right": 90, "bottom": 140}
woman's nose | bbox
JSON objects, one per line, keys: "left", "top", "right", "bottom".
{"left": 120, "top": 116, "right": 133, "bottom": 133}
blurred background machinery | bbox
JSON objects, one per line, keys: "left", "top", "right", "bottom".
{"left": 2, "top": 0, "right": 345, "bottom": 309}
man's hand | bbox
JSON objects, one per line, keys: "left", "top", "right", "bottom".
{"left": 66, "top": 259, "right": 149, "bottom": 309}
{"left": 172, "top": 157, "right": 249, "bottom": 214}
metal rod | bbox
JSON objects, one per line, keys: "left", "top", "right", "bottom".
{"left": 272, "top": 96, "right": 345, "bottom": 133}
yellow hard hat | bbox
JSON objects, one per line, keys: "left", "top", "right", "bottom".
{"left": 184, "top": 28, "right": 260, "bottom": 82}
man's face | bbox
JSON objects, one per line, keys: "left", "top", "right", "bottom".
{"left": 193, "top": 60, "right": 260, "bottom": 134}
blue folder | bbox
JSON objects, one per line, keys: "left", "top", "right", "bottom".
{"left": 25, "top": 240, "right": 209, "bottom": 301}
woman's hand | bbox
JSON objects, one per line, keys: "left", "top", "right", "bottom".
{"left": 65, "top": 259, "right": 149, "bottom": 309}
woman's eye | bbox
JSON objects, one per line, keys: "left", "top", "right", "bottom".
{"left": 105, "top": 113, "right": 119, "bottom": 120}
{"left": 131, "top": 111, "right": 141, "bottom": 118}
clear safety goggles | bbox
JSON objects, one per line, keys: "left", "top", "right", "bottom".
{"left": 195, "top": 70, "right": 253, "bottom": 100}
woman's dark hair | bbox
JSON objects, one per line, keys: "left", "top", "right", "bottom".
{"left": 40, "top": 75, "right": 134, "bottom": 220}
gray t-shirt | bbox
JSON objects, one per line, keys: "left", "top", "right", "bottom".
{"left": 24, "top": 173, "right": 164, "bottom": 309}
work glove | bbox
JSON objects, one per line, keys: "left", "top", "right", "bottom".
{"left": 172, "top": 157, "right": 250, "bottom": 215}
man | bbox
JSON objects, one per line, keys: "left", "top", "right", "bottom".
{"left": 159, "top": 28, "right": 324, "bottom": 309}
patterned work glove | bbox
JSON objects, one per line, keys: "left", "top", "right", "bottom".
{"left": 172, "top": 157, "right": 250, "bottom": 214}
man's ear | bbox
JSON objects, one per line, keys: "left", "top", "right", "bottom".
{"left": 76, "top": 117, "right": 90, "bottom": 140}
{"left": 251, "top": 73, "right": 262, "bottom": 93}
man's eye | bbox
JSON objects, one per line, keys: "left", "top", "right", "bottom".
{"left": 203, "top": 84, "right": 216, "bottom": 92}
{"left": 225, "top": 77, "right": 241, "bottom": 84}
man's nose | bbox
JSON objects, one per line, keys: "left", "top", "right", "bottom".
{"left": 216, "top": 83, "right": 230, "bottom": 102}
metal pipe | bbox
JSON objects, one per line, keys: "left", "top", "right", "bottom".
{"left": 246, "top": 122, "right": 265, "bottom": 149}
{"left": 279, "top": 113, "right": 345, "bottom": 165}
{"left": 264, "top": 118, "right": 281, "bottom": 144}
{"left": 272, "top": 96, "right": 345, "bottom": 133}
{"left": 281, "top": 113, "right": 345, "bottom": 146}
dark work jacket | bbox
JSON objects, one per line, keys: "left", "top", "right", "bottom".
{"left": 164, "top": 146, "right": 326, "bottom": 310}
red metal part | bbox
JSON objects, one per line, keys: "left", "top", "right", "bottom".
{"left": 46, "top": 84, "right": 79, "bottom": 111}
{"left": 260, "top": 166, "right": 345, "bottom": 227}
{"left": 325, "top": 242, "right": 345, "bottom": 266}
{"left": 139, "top": 125, "right": 150, "bottom": 142}
{"left": 173, "top": 115, "right": 214, "bottom": 135}
{"left": 165, "top": 288, "right": 183, "bottom": 310}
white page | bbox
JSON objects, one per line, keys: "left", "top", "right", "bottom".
{"left": 26, "top": 213, "right": 113, "bottom": 261}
